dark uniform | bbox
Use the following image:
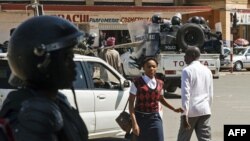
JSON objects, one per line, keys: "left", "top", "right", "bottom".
{"left": 0, "top": 16, "right": 88, "bottom": 141}
{"left": 0, "top": 89, "right": 88, "bottom": 141}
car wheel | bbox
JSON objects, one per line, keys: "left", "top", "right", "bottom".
{"left": 176, "top": 23, "right": 205, "bottom": 52}
{"left": 234, "top": 61, "right": 243, "bottom": 71}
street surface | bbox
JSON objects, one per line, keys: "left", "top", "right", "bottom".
{"left": 163, "top": 70, "right": 250, "bottom": 141}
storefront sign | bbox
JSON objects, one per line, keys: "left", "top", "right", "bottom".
{"left": 89, "top": 18, "right": 119, "bottom": 23}
{"left": 54, "top": 13, "right": 172, "bottom": 25}
{"left": 55, "top": 14, "right": 153, "bottom": 23}
{"left": 120, "top": 17, "right": 150, "bottom": 23}
{"left": 56, "top": 14, "right": 89, "bottom": 22}
{"left": 237, "top": 13, "right": 250, "bottom": 25}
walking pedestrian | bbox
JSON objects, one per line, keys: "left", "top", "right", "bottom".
{"left": 128, "top": 57, "right": 183, "bottom": 141}
{"left": 99, "top": 37, "right": 123, "bottom": 74}
{"left": 177, "top": 46, "right": 213, "bottom": 141}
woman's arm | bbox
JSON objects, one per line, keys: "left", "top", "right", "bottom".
{"left": 159, "top": 95, "right": 183, "bottom": 113}
{"left": 129, "top": 94, "right": 140, "bottom": 136}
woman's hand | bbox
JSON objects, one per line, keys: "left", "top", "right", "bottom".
{"left": 174, "top": 107, "right": 184, "bottom": 113}
{"left": 132, "top": 123, "right": 140, "bottom": 136}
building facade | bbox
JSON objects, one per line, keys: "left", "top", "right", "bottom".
{"left": 0, "top": 0, "right": 211, "bottom": 46}
{"left": 186, "top": 0, "right": 250, "bottom": 46}
{"left": 0, "top": 0, "right": 250, "bottom": 47}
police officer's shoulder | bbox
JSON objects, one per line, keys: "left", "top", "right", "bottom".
{"left": 56, "top": 92, "right": 72, "bottom": 108}
{"left": 4, "top": 89, "right": 33, "bottom": 105}
{"left": 8, "top": 88, "right": 33, "bottom": 98}
{"left": 0, "top": 88, "right": 34, "bottom": 117}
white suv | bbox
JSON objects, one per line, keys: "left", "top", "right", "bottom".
{"left": 0, "top": 53, "right": 131, "bottom": 139}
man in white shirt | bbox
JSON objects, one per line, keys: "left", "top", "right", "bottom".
{"left": 177, "top": 46, "right": 213, "bottom": 141}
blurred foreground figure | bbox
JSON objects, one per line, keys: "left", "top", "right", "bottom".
{"left": 0, "top": 16, "right": 88, "bottom": 141}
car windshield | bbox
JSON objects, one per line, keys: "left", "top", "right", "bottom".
{"left": 233, "top": 48, "right": 246, "bottom": 55}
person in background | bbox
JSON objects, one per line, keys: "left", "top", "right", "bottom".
{"left": 177, "top": 46, "right": 213, "bottom": 141}
{"left": 0, "top": 43, "right": 4, "bottom": 53}
{"left": 75, "top": 32, "right": 97, "bottom": 56}
{"left": 0, "top": 28, "right": 16, "bottom": 53}
{"left": 0, "top": 16, "right": 88, "bottom": 141}
{"left": 99, "top": 37, "right": 123, "bottom": 74}
{"left": 128, "top": 57, "right": 183, "bottom": 141}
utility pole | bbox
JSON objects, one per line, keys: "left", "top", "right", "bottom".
{"left": 230, "top": 11, "right": 239, "bottom": 73}
{"left": 26, "top": 0, "right": 44, "bottom": 16}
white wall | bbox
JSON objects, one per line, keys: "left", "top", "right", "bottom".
{"left": 0, "top": 11, "right": 32, "bottom": 43}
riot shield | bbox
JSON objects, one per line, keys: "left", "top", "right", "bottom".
{"left": 145, "top": 23, "right": 160, "bottom": 56}
{"left": 127, "top": 20, "right": 148, "bottom": 59}
{"left": 127, "top": 21, "right": 160, "bottom": 58}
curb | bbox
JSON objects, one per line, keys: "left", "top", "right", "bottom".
{"left": 219, "top": 71, "right": 250, "bottom": 76}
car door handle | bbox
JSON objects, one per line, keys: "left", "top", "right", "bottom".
{"left": 97, "top": 95, "right": 106, "bottom": 99}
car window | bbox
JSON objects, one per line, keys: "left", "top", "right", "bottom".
{"left": 73, "top": 61, "right": 88, "bottom": 89}
{"left": 0, "top": 60, "right": 87, "bottom": 90}
{"left": 0, "top": 60, "right": 15, "bottom": 89}
{"left": 234, "top": 48, "right": 246, "bottom": 55}
{"left": 86, "top": 61, "right": 121, "bottom": 90}
{"left": 224, "top": 48, "right": 230, "bottom": 55}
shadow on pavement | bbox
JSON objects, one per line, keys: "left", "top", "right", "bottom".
{"left": 164, "top": 92, "right": 181, "bottom": 99}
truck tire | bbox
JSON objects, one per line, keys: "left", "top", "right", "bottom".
{"left": 166, "top": 86, "right": 177, "bottom": 93}
{"left": 176, "top": 23, "right": 205, "bottom": 51}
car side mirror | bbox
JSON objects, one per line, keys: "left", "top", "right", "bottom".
{"left": 123, "top": 80, "right": 130, "bottom": 88}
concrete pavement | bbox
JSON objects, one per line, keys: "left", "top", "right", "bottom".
{"left": 163, "top": 72, "right": 250, "bottom": 141}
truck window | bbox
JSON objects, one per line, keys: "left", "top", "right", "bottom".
{"left": 86, "top": 62, "right": 121, "bottom": 89}
{"left": 73, "top": 61, "right": 88, "bottom": 89}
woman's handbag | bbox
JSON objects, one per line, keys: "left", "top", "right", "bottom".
{"left": 115, "top": 99, "right": 132, "bottom": 133}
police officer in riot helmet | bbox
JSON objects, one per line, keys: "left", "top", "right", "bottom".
{"left": 171, "top": 16, "right": 181, "bottom": 26}
{"left": 87, "top": 32, "right": 97, "bottom": 47}
{"left": 152, "top": 14, "right": 162, "bottom": 24}
{"left": 0, "top": 16, "right": 88, "bottom": 141}
{"left": 189, "top": 16, "right": 201, "bottom": 24}
{"left": 199, "top": 16, "right": 207, "bottom": 25}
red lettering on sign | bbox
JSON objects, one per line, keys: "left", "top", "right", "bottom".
{"left": 72, "top": 15, "right": 79, "bottom": 22}
{"left": 55, "top": 14, "right": 89, "bottom": 22}
{"left": 120, "top": 17, "right": 150, "bottom": 23}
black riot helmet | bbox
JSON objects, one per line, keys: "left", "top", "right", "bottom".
{"left": 152, "top": 14, "right": 162, "bottom": 24}
{"left": 200, "top": 16, "right": 206, "bottom": 24}
{"left": 87, "top": 32, "right": 97, "bottom": 46}
{"left": 171, "top": 16, "right": 181, "bottom": 25}
{"left": 8, "top": 16, "right": 84, "bottom": 89}
{"left": 190, "top": 16, "right": 201, "bottom": 24}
